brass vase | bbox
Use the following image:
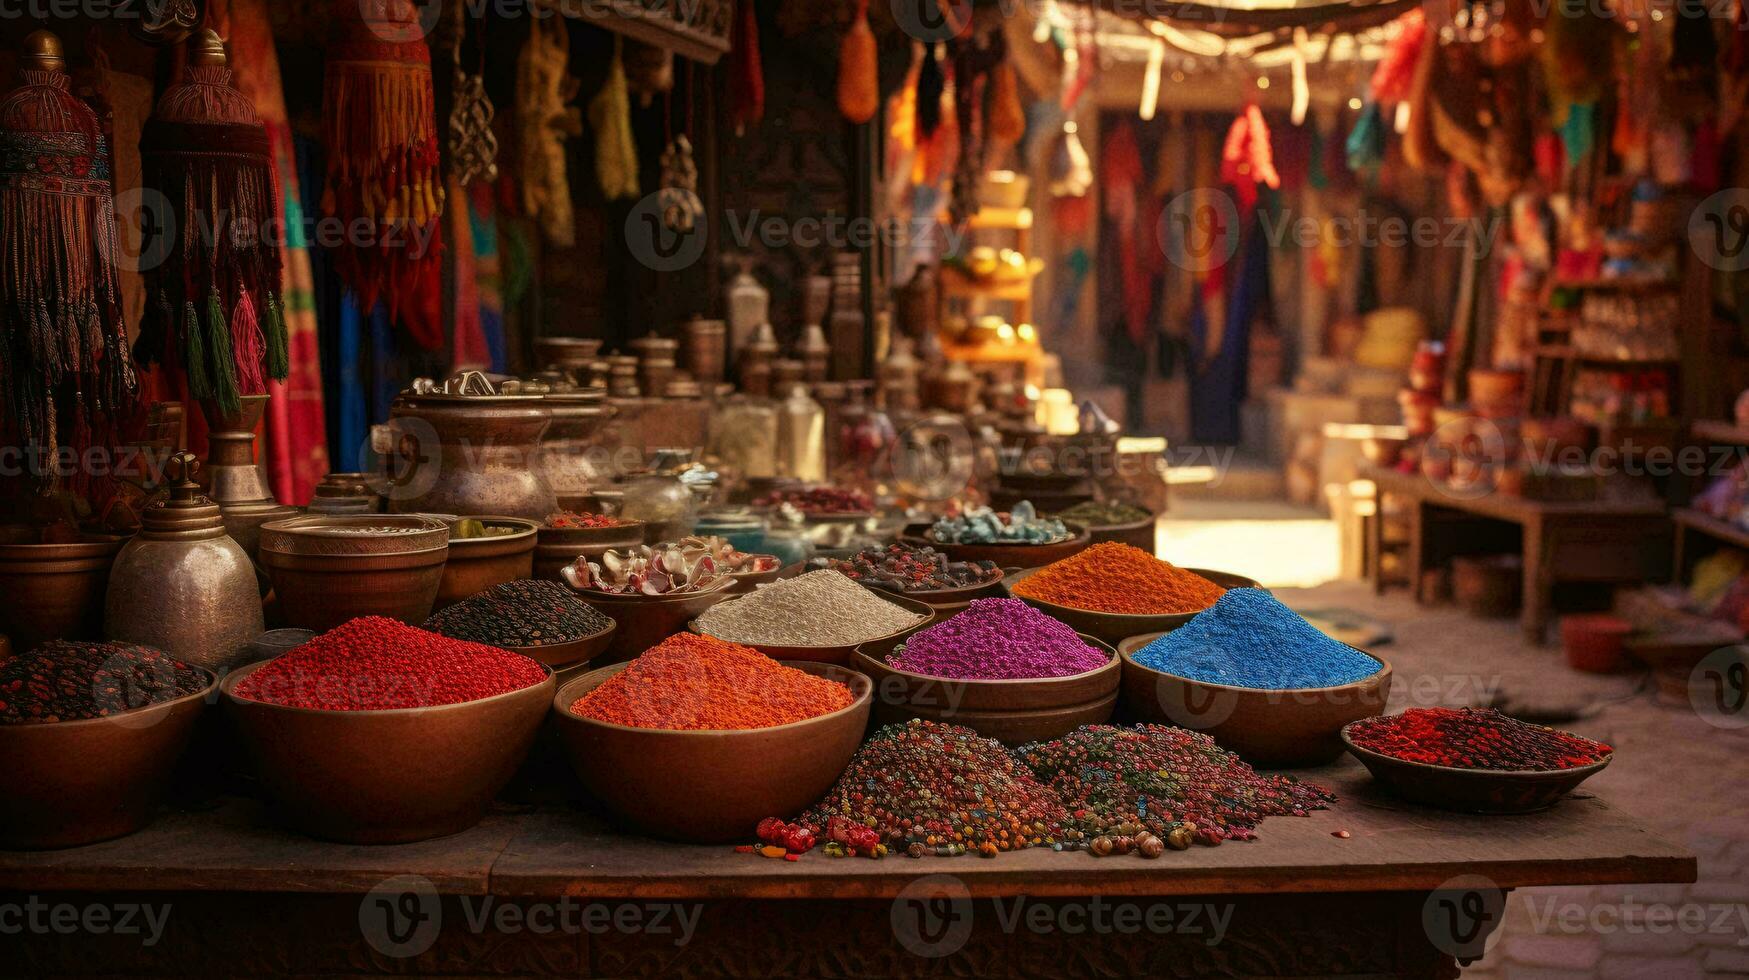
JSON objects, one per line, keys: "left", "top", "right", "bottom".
{"left": 201, "top": 394, "right": 300, "bottom": 561}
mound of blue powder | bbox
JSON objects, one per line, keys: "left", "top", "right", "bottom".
{"left": 1131, "top": 588, "right": 1381, "bottom": 690}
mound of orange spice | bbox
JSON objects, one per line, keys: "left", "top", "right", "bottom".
{"left": 568, "top": 633, "right": 855, "bottom": 730}
{"left": 1010, "top": 542, "right": 1226, "bottom": 615}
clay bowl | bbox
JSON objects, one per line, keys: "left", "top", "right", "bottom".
{"left": 1004, "top": 566, "right": 1259, "bottom": 644}
{"left": 567, "top": 582, "right": 736, "bottom": 662}
{"left": 854, "top": 634, "right": 1120, "bottom": 745}
{"left": 0, "top": 533, "right": 130, "bottom": 652}
{"left": 900, "top": 523, "right": 1092, "bottom": 569}
{"left": 1341, "top": 726, "right": 1611, "bottom": 814}
{"left": 862, "top": 571, "right": 1009, "bottom": 617}
{"left": 1073, "top": 514, "right": 1157, "bottom": 552}
{"left": 0, "top": 665, "right": 217, "bottom": 849}
{"left": 551, "top": 661, "right": 871, "bottom": 842}
{"left": 690, "top": 591, "right": 936, "bottom": 666}
{"left": 221, "top": 659, "right": 554, "bottom": 844}
{"left": 258, "top": 515, "right": 450, "bottom": 632}
{"left": 723, "top": 556, "right": 786, "bottom": 594}
{"left": 1118, "top": 633, "right": 1391, "bottom": 768}
{"left": 434, "top": 516, "right": 538, "bottom": 610}
{"left": 533, "top": 519, "right": 646, "bottom": 582}
{"left": 500, "top": 618, "right": 618, "bottom": 669}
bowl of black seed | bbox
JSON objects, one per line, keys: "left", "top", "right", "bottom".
{"left": 423, "top": 579, "right": 617, "bottom": 668}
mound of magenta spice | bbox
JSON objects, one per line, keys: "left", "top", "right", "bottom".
{"left": 1019, "top": 725, "right": 1335, "bottom": 854}
{"left": 797, "top": 719, "right": 1073, "bottom": 858}
{"left": 1010, "top": 542, "right": 1225, "bottom": 615}
{"left": 813, "top": 542, "right": 1000, "bottom": 593}
{"left": 887, "top": 598, "right": 1108, "bottom": 680}
{"left": 424, "top": 579, "right": 611, "bottom": 648}
{"left": 233, "top": 617, "right": 546, "bottom": 710}
{"left": 568, "top": 633, "right": 853, "bottom": 730}
{"left": 1132, "top": 588, "right": 1382, "bottom": 689}
{"left": 0, "top": 641, "right": 208, "bottom": 723}
{"left": 1346, "top": 707, "right": 1613, "bottom": 772}
{"left": 694, "top": 569, "right": 926, "bottom": 647}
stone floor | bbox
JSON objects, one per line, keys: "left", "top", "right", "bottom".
{"left": 1160, "top": 501, "right": 1749, "bottom": 979}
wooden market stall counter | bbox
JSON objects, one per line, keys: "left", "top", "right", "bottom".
{"left": 0, "top": 762, "right": 1693, "bottom": 978}
{"left": 1364, "top": 465, "right": 1673, "bottom": 645}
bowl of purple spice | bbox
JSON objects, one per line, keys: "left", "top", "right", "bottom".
{"left": 854, "top": 598, "right": 1120, "bottom": 745}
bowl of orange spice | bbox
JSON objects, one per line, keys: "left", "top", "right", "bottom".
{"left": 1006, "top": 542, "right": 1261, "bottom": 644}
{"left": 551, "top": 633, "right": 871, "bottom": 842}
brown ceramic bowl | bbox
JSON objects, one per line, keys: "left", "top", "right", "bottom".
{"left": 903, "top": 524, "right": 1092, "bottom": 569}
{"left": 552, "top": 661, "right": 871, "bottom": 842}
{"left": 221, "top": 659, "right": 554, "bottom": 844}
{"left": 533, "top": 519, "right": 646, "bottom": 581}
{"left": 854, "top": 634, "right": 1119, "bottom": 745}
{"left": 258, "top": 515, "right": 450, "bottom": 632}
{"left": 1341, "top": 726, "right": 1610, "bottom": 814}
{"left": 435, "top": 516, "right": 538, "bottom": 609}
{"left": 1075, "top": 514, "right": 1157, "bottom": 553}
{"left": 1005, "top": 566, "right": 1258, "bottom": 644}
{"left": 860, "top": 571, "right": 1008, "bottom": 617}
{"left": 690, "top": 591, "right": 936, "bottom": 666}
{"left": 1118, "top": 633, "right": 1391, "bottom": 768}
{"left": 500, "top": 618, "right": 618, "bottom": 669}
{"left": 0, "top": 533, "right": 130, "bottom": 652}
{"left": 724, "top": 556, "right": 786, "bottom": 594}
{"left": 0, "top": 666, "right": 217, "bottom": 849}
{"left": 567, "top": 582, "right": 736, "bottom": 662}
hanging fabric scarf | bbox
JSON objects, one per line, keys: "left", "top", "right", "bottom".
{"left": 1220, "top": 104, "right": 1280, "bottom": 212}
{"left": 0, "top": 31, "right": 138, "bottom": 495}
{"left": 516, "top": 14, "right": 581, "bottom": 247}
{"left": 728, "top": 0, "right": 764, "bottom": 135}
{"left": 136, "top": 29, "right": 288, "bottom": 418}
{"left": 589, "top": 40, "right": 640, "bottom": 201}
{"left": 321, "top": 0, "right": 445, "bottom": 348}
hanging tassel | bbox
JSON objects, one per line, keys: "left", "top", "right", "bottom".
{"left": 232, "top": 289, "right": 268, "bottom": 396}
{"left": 989, "top": 60, "right": 1025, "bottom": 145}
{"left": 589, "top": 40, "right": 640, "bottom": 200}
{"left": 837, "top": 0, "right": 879, "bottom": 124}
{"left": 262, "top": 289, "right": 290, "bottom": 381}
{"left": 183, "top": 299, "right": 212, "bottom": 401}
{"left": 206, "top": 289, "right": 241, "bottom": 415}
{"left": 728, "top": 0, "right": 764, "bottom": 134}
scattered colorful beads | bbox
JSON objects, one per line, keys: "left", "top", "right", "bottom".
{"left": 0, "top": 641, "right": 207, "bottom": 723}
{"left": 567, "top": 633, "right": 853, "bottom": 730}
{"left": 1345, "top": 707, "right": 1613, "bottom": 772}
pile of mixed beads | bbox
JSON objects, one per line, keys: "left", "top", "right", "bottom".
{"left": 423, "top": 579, "right": 611, "bottom": 648}
{"left": 930, "top": 501, "right": 1069, "bottom": 546}
{"left": 812, "top": 542, "right": 1000, "bottom": 593}
{"left": 1131, "top": 588, "right": 1382, "bottom": 689}
{"left": 1019, "top": 725, "right": 1335, "bottom": 854}
{"left": 544, "top": 511, "right": 625, "bottom": 529}
{"left": 1055, "top": 500, "right": 1153, "bottom": 527}
{"left": 0, "top": 641, "right": 208, "bottom": 723}
{"left": 694, "top": 569, "right": 926, "bottom": 647}
{"left": 887, "top": 598, "right": 1109, "bottom": 680}
{"left": 1346, "top": 707, "right": 1613, "bottom": 771}
{"left": 795, "top": 719, "right": 1073, "bottom": 858}
{"left": 565, "top": 543, "right": 735, "bottom": 595}
{"left": 1010, "top": 542, "right": 1225, "bottom": 615}
{"left": 567, "top": 633, "right": 853, "bottom": 730}
{"left": 753, "top": 487, "right": 874, "bottom": 514}
{"left": 233, "top": 617, "right": 546, "bottom": 710}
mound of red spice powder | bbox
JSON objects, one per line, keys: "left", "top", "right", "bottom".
{"left": 1010, "top": 542, "right": 1225, "bottom": 615}
{"left": 568, "top": 633, "right": 854, "bottom": 730}
{"left": 1346, "top": 707, "right": 1613, "bottom": 772}
{"left": 233, "top": 617, "right": 546, "bottom": 710}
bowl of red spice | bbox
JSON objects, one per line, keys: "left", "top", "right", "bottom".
{"left": 0, "top": 640, "right": 217, "bottom": 850}
{"left": 552, "top": 633, "right": 872, "bottom": 842}
{"left": 533, "top": 511, "right": 645, "bottom": 582}
{"left": 1340, "top": 708, "right": 1614, "bottom": 814}
{"left": 221, "top": 617, "right": 555, "bottom": 844}
{"left": 1005, "top": 543, "right": 1256, "bottom": 644}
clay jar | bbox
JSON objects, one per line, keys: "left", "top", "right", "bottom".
{"left": 386, "top": 392, "right": 558, "bottom": 520}
{"left": 541, "top": 388, "right": 616, "bottom": 512}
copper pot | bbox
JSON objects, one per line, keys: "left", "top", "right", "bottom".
{"left": 258, "top": 514, "right": 450, "bottom": 632}
{"left": 434, "top": 516, "right": 538, "bottom": 610}
{"left": 683, "top": 317, "right": 727, "bottom": 384}
{"left": 540, "top": 389, "right": 616, "bottom": 510}
{"left": 386, "top": 392, "right": 557, "bottom": 519}
{"left": 534, "top": 336, "right": 603, "bottom": 374}
{"left": 0, "top": 534, "right": 128, "bottom": 652}
{"left": 533, "top": 520, "right": 646, "bottom": 581}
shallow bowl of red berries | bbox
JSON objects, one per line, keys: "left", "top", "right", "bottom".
{"left": 1340, "top": 707, "right": 1613, "bottom": 815}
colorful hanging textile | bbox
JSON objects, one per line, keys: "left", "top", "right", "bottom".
{"left": 214, "top": 0, "right": 330, "bottom": 504}
{"left": 727, "top": 0, "right": 764, "bottom": 134}
{"left": 321, "top": 0, "right": 445, "bottom": 348}
{"left": 449, "top": 175, "right": 490, "bottom": 371}
{"left": 0, "top": 31, "right": 138, "bottom": 496}
{"left": 469, "top": 182, "right": 507, "bottom": 373}
{"left": 1220, "top": 105, "right": 1280, "bottom": 211}
{"left": 516, "top": 15, "right": 581, "bottom": 247}
{"left": 1369, "top": 8, "right": 1425, "bottom": 104}
{"left": 589, "top": 41, "right": 640, "bottom": 201}
{"left": 136, "top": 30, "right": 288, "bottom": 417}
{"left": 837, "top": 0, "right": 878, "bottom": 125}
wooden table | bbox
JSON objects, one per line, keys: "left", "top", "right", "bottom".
{"left": 0, "top": 762, "right": 1693, "bottom": 978}
{"left": 1365, "top": 466, "right": 1673, "bottom": 644}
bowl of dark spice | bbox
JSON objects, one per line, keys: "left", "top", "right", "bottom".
{"left": 1117, "top": 589, "right": 1391, "bottom": 767}
{"left": 1341, "top": 707, "right": 1613, "bottom": 814}
{"left": 1052, "top": 500, "right": 1156, "bottom": 552}
{"left": 0, "top": 640, "right": 216, "bottom": 849}
{"left": 533, "top": 511, "right": 645, "bottom": 582}
{"left": 810, "top": 543, "right": 1004, "bottom": 614}
{"left": 553, "top": 633, "right": 870, "bottom": 842}
{"left": 907, "top": 502, "right": 1092, "bottom": 568}
{"left": 424, "top": 579, "right": 616, "bottom": 668}
{"left": 854, "top": 598, "right": 1119, "bottom": 745}
{"left": 433, "top": 516, "right": 538, "bottom": 611}
{"left": 1007, "top": 542, "right": 1253, "bottom": 643}
{"left": 222, "top": 617, "right": 554, "bottom": 844}
{"left": 691, "top": 569, "right": 934, "bottom": 665}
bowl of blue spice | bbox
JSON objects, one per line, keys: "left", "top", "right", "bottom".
{"left": 1117, "top": 589, "right": 1391, "bottom": 767}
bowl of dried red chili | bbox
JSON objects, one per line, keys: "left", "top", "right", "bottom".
{"left": 221, "top": 618, "right": 556, "bottom": 844}
{"left": 1340, "top": 708, "right": 1614, "bottom": 814}
{"left": 552, "top": 634, "right": 873, "bottom": 842}
{"left": 1005, "top": 546, "right": 1260, "bottom": 644}
{"left": 533, "top": 513, "right": 646, "bottom": 582}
